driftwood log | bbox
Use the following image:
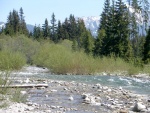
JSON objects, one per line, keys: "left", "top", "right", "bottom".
{"left": 0, "top": 84, "right": 48, "bottom": 88}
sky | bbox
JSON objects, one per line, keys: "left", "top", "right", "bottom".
{"left": 0, "top": 0, "right": 104, "bottom": 25}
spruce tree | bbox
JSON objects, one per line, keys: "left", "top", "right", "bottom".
{"left": 76, "top": 19, "right": 87, "bottom": 49}
{"left": 143, "top": 27, "right": 150, "bottom": 63}
{"left": 12, "top": 10, "right": 20, "bottom": 34}
{"left": 69, "top": 14, "right": 77, "bottom": 40}
{"left": 5, "top": 12, "right": 14, "bottom": 35}
{"left": 19, "top": 7, "right": 28, "bottom": 35}
{"left": 83, "top": 30, "right": 94, "bottom": 54}
{"left": 50, "top": 13, "right": 57, "bottom": 42}
{"left": 113, "top": 0, "right": 133, "bottom": 59}
{"left": 42, "top": 18, "right": 50, "bottom": 39}
{"left": 93, "top": 29, "right": 106, "bottom": 56}
{"left": 33, "top": 25, "right": 43, "bottom": 40}
{"left": 57, "top": 20, "right": 64, "bottom": 40}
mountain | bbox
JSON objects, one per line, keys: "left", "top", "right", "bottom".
{"left": 81, "top": 16, "right": 100, "bottom": 37}
{"left": 26, "top": 24, "right": 34, "bottom": 33}
{"left": 0, "top": 22, "right": 5, "bottom": 31}
{"left": 0, "top": 22, "right": 34, "bottom": 33}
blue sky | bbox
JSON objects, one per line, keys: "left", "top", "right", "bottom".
{"left": 0, "top": 0, "right": 104, "bottom": 25}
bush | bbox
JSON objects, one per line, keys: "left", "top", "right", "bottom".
{"left": 0, "top": 50, "right": 26, "bottom": 70}
{"left": 0, "top": 34, "right": 40, "bottom": 64}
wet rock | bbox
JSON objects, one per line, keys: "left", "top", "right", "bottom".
{"left": 68, "top": 96, "right": 74, "bottom": 101}
{"left": 132, "top": 102, "right": 146, "bottom": 112}
{"left": 119, "top": 109, "right": 128, "bottom": 113}
{"left": 20, "top": 91, "right": 27, "bottom": 95}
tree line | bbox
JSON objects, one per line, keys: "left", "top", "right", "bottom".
{"left": 1, "top": 0, "right": 150, "bottom": 65}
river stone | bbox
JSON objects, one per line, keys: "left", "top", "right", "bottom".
{"left": 68, "top": 96, "right": 74, "bottom": 101}
{"left": 132, "top": 102, "right": 146, "bottom": 112}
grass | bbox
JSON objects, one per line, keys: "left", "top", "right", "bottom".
{"left": 10, "top": 89, "right": 27, "bottom": 103}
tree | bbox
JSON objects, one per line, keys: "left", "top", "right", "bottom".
{"left": 50, "top": 13, "right": 57, "bottom": 42}
{"left": 83, "top": 30, "right": 94, "bottom": 54}
{"left": 57, "top": 20, "right": 64, "bottom": 40}
{"left": 93, "top": 29, "right": 106, "bottom": 56}
{"left": 12, "top": 10, "right": 20, "bottom": 34}
{"left": 5, "top": 12, "right": 14, "bottom": 36}
{"left": 143, "top": 27, "right": 150, "bottom": 63}
{"left": 113, "top": 0, "right": 133, "bottom": 59}
{"left": 76, "top": 19, "right": 87, "bottom": 49}
{"left": 99, "top": 0, "right": 110, "bottom": 30}
{"left": 19, "top": 7, "right": 29, "bottom": 35}
{"left": 68, "top": 14, "right": 77, "bottom": 40}
{"left": 127, "top": 0, "right": 141, "bottom": 58}
{"left": 42, "top": 18, "right": 50, "bottom": 39}
{"left": 33, "top": 25, "right": 43, "bottom": 40}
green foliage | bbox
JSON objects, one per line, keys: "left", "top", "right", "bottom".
{"left": 0, "top": 35, "right": 39, "bottom": 64}
{"left": 82, "top": 30, "right": 94, "bottom": 54}
{"left": 5, "top": 8, "right": 29, "bottom": 36}
{"left": 10, "top": 89, "right": 27, "bottom": 103}
{"left": 32, "top": 40, "right": 142, "bottom": 75}
{"left": 0, "top": 51, "right": 26, "bottom": 70}
{"left": 50, "top": 13, "right": 57, "bottom": 42}
{"left": 0, "top": 72, "right": 11, "bottom": 95}
{"left": 143, "top": 27, "right": 150, "bottom": 63}
{"left": 93, "top": 29, "right": 106, "bottom": 56}
{"left": 42, "top": 18, "right": 50, "bottom": 39}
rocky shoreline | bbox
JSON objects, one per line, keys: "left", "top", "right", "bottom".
{"left": 0, "top": 79, "right": 150, "bottom": 113}
{"left": 0, "top": 66, "right": 150, "bottom": 113}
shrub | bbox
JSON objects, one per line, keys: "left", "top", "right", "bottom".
{"left": 0, "top": 50, "right": 26, "bottom": 70}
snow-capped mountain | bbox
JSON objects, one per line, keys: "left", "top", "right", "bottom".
{"left": 81, "top": 16, "right": 100, "bottom": 37}
{"left": 0, "top": 22, "right": 5, "bottom": 31}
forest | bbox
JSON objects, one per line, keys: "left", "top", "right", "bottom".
{"left": 0, "top": 0, "right": 150, "bottom": 75}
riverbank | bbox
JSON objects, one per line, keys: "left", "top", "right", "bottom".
{"left": 0, "top": 79, "right": 150, "bottom": 113}
{"left": 0, "top": 66, "right": 150, "bottom": 113}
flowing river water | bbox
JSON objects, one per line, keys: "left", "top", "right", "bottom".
{"left": 29, "top": 73, "right": 150, "bottom": 95}
{"left": 13, "top": 66, "right": 150, "bottom": 95}
{"left": 10, "top": 66, "right": 150, "bottom": 113}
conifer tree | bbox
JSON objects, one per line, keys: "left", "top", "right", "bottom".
{"left": 5, "top": 12, "right": 14, "bottom": 35}
{"left": 114, "top": 0, "right": 133, "bottom": 59}
{"left": 143, "top": 27, "right": 150, "bottom": 63}
{"left": 99, "top": 0, "right": 110, "bottom": 30}
{"left": 62, "top": 18, "right": 70, "bottom": 39}
{"left": 33, "top": 25, "right": 43, "bottom": 40}
{"left": 69, "top": 14, "right": 77, "bottom": 40}
{"left": 57, "top": 20, "right": 64, "bottom": 40}
{"left": 76, "top": 19, "right": 87, "bottom": 48}
{"left": 42, "top": 18, "right": 50, "bottom": 39}
{"left": 12, "top": 10, "right": 20, "bottom": 34}
{"left": 50, "top": 13, "right": 57, "bottom": 42}
{"left": 83, "top": 30, "right": 94, "bottom": 54}
{"left": 19, "top": 7, "right": 28, "bottom": 35}
{"left": 93, "top": 29, "right": 106, "bottom": 56}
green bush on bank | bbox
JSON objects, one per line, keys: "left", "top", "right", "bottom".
{"left": 0, "top": 34, "right": 148, "bottom": 75}
{"left": 32, "top": 41, "right": 142, "bottom": 75}
{"left": 0, "top": 50, "right": 26, "bottom": 70}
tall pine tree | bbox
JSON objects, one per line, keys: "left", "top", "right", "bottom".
{"left": 143, "top": 27, "right": 150, "bottom": 63}
{"left": 42, "top": 18, "right": 50, "bottom": 39}
{"left": 50, "top": 13, "right": 57, "bottom": 42}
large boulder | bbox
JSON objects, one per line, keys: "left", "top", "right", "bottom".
{"left": 132, "top": 102, "right": 146, "bottom": 112}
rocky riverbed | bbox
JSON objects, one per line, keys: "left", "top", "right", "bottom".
{"left": 0, "top": 66, "right": 150, "bottom": 113}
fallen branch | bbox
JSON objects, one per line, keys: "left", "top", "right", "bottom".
{"left": 0, "top": 84, "right": 48, "bottom": 88}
